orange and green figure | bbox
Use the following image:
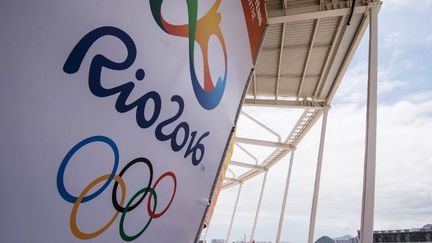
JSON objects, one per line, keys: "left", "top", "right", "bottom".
{"left": 150, "top": 0, "right": 228, "bottom": 110}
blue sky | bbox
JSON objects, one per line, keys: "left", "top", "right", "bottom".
{"left": 335, "top": 0, "right": 432, "bottom": 106}
{"left": 205, "top": 1, "right": 432, "bottom": 242}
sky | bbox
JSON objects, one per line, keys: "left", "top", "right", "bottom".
{"left": 204, "top": 0, "right": 432, "bottom": 242}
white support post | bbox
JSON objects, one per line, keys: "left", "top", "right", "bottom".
{"left": 250, "top": 170, "right": 268, "bottom": 242}
{"left": 360, "top": 5, "right": 378, "bottom": 243}
{"left": 275, "top": 150, "right": 296, "bottom": 243}
{"left": 307, "top": 108, "right": 329, "bottom": 243}
{"left": 226, "top": 183, "right": 243, "bottom": 243}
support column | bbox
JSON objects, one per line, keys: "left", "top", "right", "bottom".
{"left": 275, "top": 150, "right": 296, "bottom": 243}
{"left": 250, "top": 170, "right": 269, "bottom": 242}
{"left": 307, "top": 108, "right": 329, "bottom": 243}
{"left": 360, "top": 5, "right": 378, "bottom": 243}
{"left": 226, "top": 183, "right": 243, "bottom": 243}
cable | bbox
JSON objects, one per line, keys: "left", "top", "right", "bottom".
{"left": 347, "top": 0, "right": 356, "bottom": 25}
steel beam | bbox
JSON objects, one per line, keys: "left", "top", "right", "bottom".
{"left": 298, "top": 18, "right": 320, "bottom": 99}
{"left": 224, "top": 177, "right": 241, "bottom": 184}
{"left": 244, "top": 99, "right": 325, "bottom": 109}
{"left": 242, "top": 111, "right": 282, "bottom": 142}
{"left": 276, "top": 22, "right": 286, "bottom": 100}
{"left": 268, "top": 6, "right": 368, "bottom": 25}
{"left": 261, "top": 43, "right": 331, "bottom": 52}
{"left": 253, "top": 69, "right": 257, "bottom": 100}
{"left": 250, "top": 170, "right": 268, "bottom": 242}
{"left": 360, "top": 4, "right": 379, "bottom": 243}
{"left": 230, "top": 160, "right": 265, "bottom": 171}
{"left": 236, "top": 137, "right": 292, "bottom": 149}
{"left": 226, "top": 183, "right": 243, "bottom": 243}
{"left": 325, "top": 9, "right": 373, "bottom": 103}
{"left": 236, "top": 143, "right": 259, "bottom": 165}
{"left": 307, "top": 108, "right": 329, "bottom": 243}
{"left": 314, "top": 15, "right": 346, "bottom": 99}
{"left": 275, "top": 150, "right": 296, "bottom": 243}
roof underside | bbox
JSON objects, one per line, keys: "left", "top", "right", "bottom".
{"left": 223, "top": 0, "right": 381, "bottom": 189}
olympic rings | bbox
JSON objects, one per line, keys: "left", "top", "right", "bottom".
{"left": 56, "top": 135, "right": 177, "bottom": 241}
{"left": 70, "top": 174, "right": 126, "bottom": 239}
{"left": 112, "top": 157, "right": 153, "bottom": 213}
{"left": 57, "top": 135, "right": 119, "bottom": 203}
{"left": 147, "top": 171, "right": 177, "bottom": 219}
{"left": 120, "top": 188, "right": 157, "bottom": 241}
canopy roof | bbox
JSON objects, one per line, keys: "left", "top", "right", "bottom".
{"left": 223, "top": 0, "right": 380, "bottom": 189}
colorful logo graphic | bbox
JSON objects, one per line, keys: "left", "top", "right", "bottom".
{"left": 56, "top": 136, "right": 177, "bottom": 241}
{"left": 150, "top": 0, "right": 228, "bottom": 110}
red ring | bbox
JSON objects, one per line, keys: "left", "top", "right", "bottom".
{"left": 147, "top": 172, "right": 177, "bottom": 218}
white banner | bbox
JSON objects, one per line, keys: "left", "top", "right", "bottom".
{"left": 0, "top": 1, "right": 260, "bottom": 242}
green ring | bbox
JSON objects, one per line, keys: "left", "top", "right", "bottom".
{"left": 119, "top": 188, "right": 157, "bottom": 241}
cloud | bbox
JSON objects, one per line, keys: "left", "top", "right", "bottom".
{"left": 333, "top": 60, "right": 408, "bottom": 105}
{"left": 383, "top": 0, "right": 432, "bottom": 10}
{"left": 206, "top": 95, "right": 432, "bottom": 242}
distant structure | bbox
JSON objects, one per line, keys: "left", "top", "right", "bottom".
{"left": 335, "top": 235, "right": 359, "bottom": 243}
{"left": 253, "top": 241, "right": 289, "bottom": 243}
{"left": 210, "top": 239, "right": 224, "bottom": 243}
{"left": 371, "top": 224, "right": 432, "bottom": 242}
{"left": 315, "top": 235, "right": 359, "bottom": 243}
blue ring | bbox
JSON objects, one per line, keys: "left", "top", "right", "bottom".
{"left": 56, "top": 136, "right": 119, "bottom": 203}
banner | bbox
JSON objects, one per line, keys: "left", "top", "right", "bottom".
{"left": 241, "top": 0, "right": 268, "bottom": 63}
{"left": 0, "top": 1, "right": 266, "bottom": 242}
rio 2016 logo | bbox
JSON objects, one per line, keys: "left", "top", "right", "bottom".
{"left": 56, "top": 136, "right": 177, "bottom": 241}
{"left": 150, "top": 0, "right": 227, "bottom": 110}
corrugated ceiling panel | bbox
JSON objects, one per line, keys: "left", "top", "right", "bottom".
{"left": 256, "top": 76, "right": 277, "bottom": 96}
{"left": 315, "top": 16, "right": 340, "bottom": 45}
{"left": 277, "top": 77, "right": 300, "bottom": 97}
{"left": 280, "top": 48, "right": 307, "bottom": 76}
{"left": 261, "top": 23, "right": 283, "bottom": 49}
{"left": 285, "top": 0, "right": 321, "bottom": 15}
{"left": 284, "top": 19, "right": 316, "bottom": 46}
{"left": 307, "top": 47, "right": 329, "bottom": 76}
{"left": 300, "top": 76, "right": 320, "bottom": 97}
{"left": 256, "top": 50, "right": 280, "bottom": 75}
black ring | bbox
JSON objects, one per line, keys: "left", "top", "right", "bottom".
{"left": 112, "top": 157, "right": 153, "bottom": 212}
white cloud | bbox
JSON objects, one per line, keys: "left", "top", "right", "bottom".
{"left": 205, "top": 82, "right": 432, "bottom": 243}
{"left": 383, "top": 0, "right": 432, "bottom": 10}
{"left": 333, "top": 59, "right": 408, "bottom": 105}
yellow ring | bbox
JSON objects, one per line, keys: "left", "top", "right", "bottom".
{"left": 70, "top": 174, "right": 126, "bottom": 239}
